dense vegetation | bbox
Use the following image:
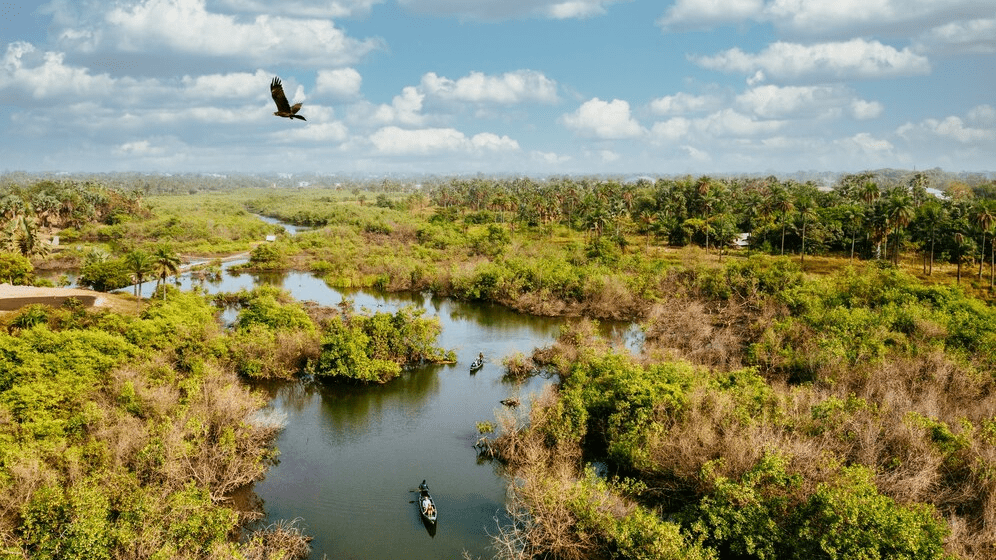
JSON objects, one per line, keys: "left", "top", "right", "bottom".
{"left": 0, "top": 281, "right": 453, "bottom": 557}
{"left": 3, "top": 171, "right": 996, "bottom": 559}
{"left": 0, "top": 291, "right": 306, "bottom": 558}
{"left": 485, "top": 261, "right": 996, "bottom": 559}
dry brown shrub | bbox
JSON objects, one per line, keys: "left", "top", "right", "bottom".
{"left": 488, "top": 386, "right": 594, "bottom": 560}
{"left": 180, "top": 364, "right": 280, "bottom": 502}
{"left": 301, "top": 301, "right": 339, "bottom": 326}
{"left": 508, "top": 290, "right": 570, "bottom": 317}
{"left": 232, "top": 519, "right": 313, "bottom": 560}
{"left": 272, "top": 329, "right": 320, "bottom": 375}
{"left": 226, "top": 326, "right": 320, "bottom": 380}
{"left": 641, "top": 382, "right": 791, "bottom": 494}
{"left": 0, "top": 452, "right": 60, "bottom": 538}
{"left": 642, "top": 299, "right": 745, "bottom": 370}
{"left": 586, "top": 275, "right": 641, "bottom": 320}
{"left": 502, "top": 352, "right": 536, "bottom": 380}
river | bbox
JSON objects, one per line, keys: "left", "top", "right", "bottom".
{"left": 125, "top": 220, "right": 638, "bottom": 559}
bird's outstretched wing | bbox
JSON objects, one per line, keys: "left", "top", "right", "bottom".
{"left": 270, "top": 77, "right": 292, "bottom": 113}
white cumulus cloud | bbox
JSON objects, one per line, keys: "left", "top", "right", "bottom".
{"left": 420, "top": 70, "right": 558, "bottom": 104}
{"left": 850, "top": 99, "right": 883, "bottom": 120}
{"left": 76, "top": 0, "right": 380, "bottom": 66}
{"left": 2, "top": 41, "right": 115, "bottom": 101}
{"left": 659, "top": 0, "right": 764, "bottom": 29}
{"left": 649, "top": 92, "right": 722, "bottom": 115}
{"left": 734, "top": 84, "right": 880, "bottom": 121}
{"left": 396, "top": 0, "right": 627, "bottom": 21}
{"left": 271, "top": 121, "right": 350, "bottom": 143}
{"left": 180, "top": 70, "right": 270, "bottom": 99}
{"left": 916, "top": 17, "right": 996, "bottom": 55}
{"left": 650, "top": 118, "right": 692, "bottom": 142}
{"left": 369, "top": 126, "right": 519, "bottom": 155}
{"left": 660, "top": 0, "right": 993, "bottom": 37}
{"left": 367, "top": 86, "right": 426, "bottom": 127}
{"left": 561, "top": 98, "right": 644, "bottom": 139}
{"left": 215, "top": 0, "right": 382, "bottom": 18}
{"left": 315, "top": 68, "right": 363, "bottom": 98}
{"left": 898, "top": 116, "right": 996, "bottom": 145}
{"left": 694, "top": 39, "right": 930, "bottom": 81}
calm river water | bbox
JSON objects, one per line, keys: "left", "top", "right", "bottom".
{"left": 125, "top": 224, "right": 637, "bottom": 559}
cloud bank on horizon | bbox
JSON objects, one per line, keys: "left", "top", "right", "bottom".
{"left": 0, "top": 0, "right": 993, "bottom": 175}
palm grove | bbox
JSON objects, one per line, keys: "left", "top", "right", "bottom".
{"left": 5, "top": 172, "right": 996, "bottom": 288}
{"left": 417, "top": 172, "right": 994, "bottom": 284}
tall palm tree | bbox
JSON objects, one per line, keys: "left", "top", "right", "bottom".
{"left": 885, "top": 192, "right": 915, "bottom": 265}
{"left": 767, "top": 185, "right": 795, "bottom": 255}
{"left": 738, "top": 188, "right": 765, "bottom": 258}
{"left": 971, "top": 201, "right": 996, "bottom": 279}
{"left": 699, "top": 190, "right": 721, "bottom": 252}
{"left": 954, "top": 233, "right": 967, "bottom": 284}
{"left": 125, "top": 249, "right": 153, "bottom": 298}
{"left": 797, "top": 196, "right": 818, "bottom": 267}
{"left": 908, "top": 172, "right": 930, "bottom": 207}
{"left": 152, "top": 243, "right": 181, "bottom": 300}
{"left": 638, "top": 208, "right": 657, "bottom": 248}
{"left": 917, "top": 202, "right": 945, "bottom": 275}
{"left": 842, "top": 204, "right": 863, "bottom": 262}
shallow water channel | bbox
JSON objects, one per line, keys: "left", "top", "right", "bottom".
{"left": 128, "top": 236, "right": 637, "bottom": 559}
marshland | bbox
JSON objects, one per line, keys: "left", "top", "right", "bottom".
{"left": 3, "top": 170, "right": 996, "bottom": 559}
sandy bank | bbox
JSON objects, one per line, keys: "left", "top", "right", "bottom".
{"left": 0, "top": 284, "right": 108, "bottom": 312}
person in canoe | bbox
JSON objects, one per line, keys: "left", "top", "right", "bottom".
{"left": 470, "top": 353, "right": 484, "bottom": 371}
{"left": 419, "top": 480, "right": 437, "bottom": 523}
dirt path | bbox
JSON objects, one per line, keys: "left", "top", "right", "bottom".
{"left": 2, "top": 250, "right": 253, "bottom": 314}
{"left": 0, "top": 284, "right": 107, "bottom": 311}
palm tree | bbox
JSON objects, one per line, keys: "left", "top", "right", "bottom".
{"left": 767, "top": 184, "right": 794, "bottom": 255}
{"left": 7, "top": 215, "right": 49, "bottom": 258}
{"left": 738, "top": 188, "right": 765, "bottom": 258}
{"left": 796, "top": 196, "right": 818, "bottom": 267}
{"left": 908, "top": 172, "right": 930, "bottom": 207}
{"left": 954, "top": 233, "right": 967, "bottom": 284}
{"left": 885, "top": 191, "right": 915, "bottom": 265}
{"left": 841, "top": 204, "right": 863, "bottom": 262}
{"left": 699, "top": 190, "right": 721, "bottom": 253}
{"left": 971, "top": 201, "right": 996, "bottom": 279}
{"left": 152, "top": 243, "right": 181, "bottom": 299}
{"left": 125, "top": 249, "right": 153, "bottom": 298}
{"left": 917, "top": 202, "right": 945, "bottom": 275}
{"left": 638, "top": 208, "right": 657, "bottom": 248}
{"left": 859, "top": 180, "right": 881, "bottom": 207}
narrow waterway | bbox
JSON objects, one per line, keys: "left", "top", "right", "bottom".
{"left": 251, "top": 290, "right": 568, "bottom": 560}
{"left": 125, "top": 217, "right": 638, "bottom": 558}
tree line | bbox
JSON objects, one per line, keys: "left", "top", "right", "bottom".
{"left": 424, "top": 172, "right": 996, "bottom": 283}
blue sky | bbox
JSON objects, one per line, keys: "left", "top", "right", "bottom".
{"left": 1, "top": 0, "right": 993, "bottom": 176}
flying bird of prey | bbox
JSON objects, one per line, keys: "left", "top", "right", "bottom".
{"left": 270, "top": 77, "right": 306, "bottom": 121}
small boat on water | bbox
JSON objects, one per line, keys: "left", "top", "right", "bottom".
{"left": 469, "top": 353, "right": 484, "bottom": 372}
{"left": 418, "top": 480, "right": 437, "bottom": 524}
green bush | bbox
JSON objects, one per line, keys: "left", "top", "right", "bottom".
{"left": 471, "top": 224, "right": 511, "bottom": 258}
{"left": 312, "top": 314, "right": 400, "bottom": 383}
{"left": 247, "top": 242, "right": 287, "bottom": 269}
{"left": 230, "top": 286, "right": 315, "bottom": 333}
{"left": 0, "top": 252, "right": 34, "bottom": 284}
{"left": 686, "top": 456, "right": 950, "bottom": 560}
{"left": 312, "top": 306, "right": 451, "bottom": 383}
{"left": 78, "top": 258, "right": 132, "bottom": 292}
